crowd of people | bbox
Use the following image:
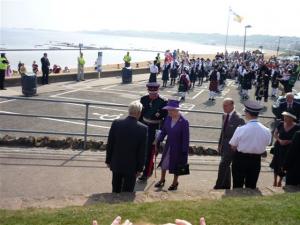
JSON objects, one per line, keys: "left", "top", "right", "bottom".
{"left": 105, "top": 49, "right": 300, "bottom": 193}
{"left": 1, "top": 49, "right": 300, "bottom": 192}
{"left": 0, "top": 51, "right": 81, "bottom": 88}
{"left": 105, "top": 83, "right": 299, "bottom": 195}
{"left": 146, "top": 49, "right": 300, "bottom": 103}
{"left": 98, "top": 48, "right": 300, "bottom": 193}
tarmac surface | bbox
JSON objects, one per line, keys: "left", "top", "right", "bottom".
{"left": 0, "top": 73, "right": 299, "bottom": 209}
{"left": 0, "top": 73, "right": 282, "bottom": 145}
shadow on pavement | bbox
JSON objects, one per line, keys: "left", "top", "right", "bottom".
{"left": 84, "top": 192, "right": 136, "bottom": 205}
{"left": 222, "top": 188, "right": 263, "bottom": 198}
{"left": 283, "top": 185, "right": 300, "bottom": 193}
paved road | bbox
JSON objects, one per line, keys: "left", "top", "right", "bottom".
{"left": 1, "top": 73, "right": 294, "bottom": 146}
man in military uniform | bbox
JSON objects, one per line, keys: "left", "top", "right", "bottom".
{"left": 138, "top": 82, "right": 168, "bottom": 181}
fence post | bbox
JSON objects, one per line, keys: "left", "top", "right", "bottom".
{"left": 83, "top": 103, "right": 90, "bottom": 149}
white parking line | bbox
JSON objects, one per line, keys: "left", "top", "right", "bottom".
{"left": 78, "top": 89, "right": 143, "bottom": 97}
{"left": 53, "top": 95, "right": 127, "bottom": 106}
{"left": 100, "top": 88, "right": 146, "bottom": 94}
{"left": 192, "top": 90, "right": 205, "bottom": 99}
{"left": 102, "top": 84, "right": 119, "bottom": 90}
{"left": 0, "top": 99, "right": 16, "bottom": 104}
{"left": 50, "top": 87, "right": 90, "bottom": 98}
{"left": 180, "top": 103, "right": 195, "bottom": 115}
{"left": 0, "top": 110, "right": 19, "bottom": 114}
{"left": 40, "top": 117, "right": 110, "bottom": 129}
{"left": 216, "top": 89, "right": 230, "bottom": 98}
{"left": 65, "top": 103, "right": 127, "bottom": 112}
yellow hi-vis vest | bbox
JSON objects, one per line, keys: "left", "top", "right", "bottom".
{"left": 0, "top": 57, "right": 8, "bottom": 70}
{"left": 78, "top": 57, "right": 85, "bottom": 66}
{"left": 123, "top": 55, "right": 131, "bottom": 63}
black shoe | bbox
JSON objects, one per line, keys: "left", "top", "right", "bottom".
{"left": 168, "top": 182, "right": 178, "bottom": 191}
{"left": 214, "top": 185, "right": 230, "bottom": 190}
{"left": 138, "top": 175, "right": 148, "bottom": 182}
{"left": 154, "top": 180, "right": 165, "bottom": 188}
{"left": 0, "top": 88, "right": 6, "bottom": 90}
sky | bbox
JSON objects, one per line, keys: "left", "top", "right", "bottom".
{"left": 1, "top": 0, "right": 300, "bottom": 37}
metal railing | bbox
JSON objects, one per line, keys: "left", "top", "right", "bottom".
{"left": 0, "top": 96, "right": 276, "bottom": 149}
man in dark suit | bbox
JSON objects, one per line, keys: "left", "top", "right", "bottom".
{"left": 284, "top": 131, "right": 300, "bottom": 186}
{"left": 278, "top": 93, "right": 300, "bottom": 121}
{"left": 40, "top": 53, "right": 50, "bottom": 85}
{"left": 106, "top": 100, "right": 148, "bottom": 193}
{"left": 214, "top": 98, "right": 245, "bottom": 189}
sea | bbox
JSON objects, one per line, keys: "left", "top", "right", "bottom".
{"left": 0, "top": 28, "right": 242, "bottom": 70}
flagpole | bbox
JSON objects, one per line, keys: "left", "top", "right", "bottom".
{"left": 224, "top": 7, "right": 231, "bottom": 55}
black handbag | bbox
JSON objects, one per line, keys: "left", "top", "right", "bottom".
{"left": 175, "top": 164, "right": 190, "bottom": 176}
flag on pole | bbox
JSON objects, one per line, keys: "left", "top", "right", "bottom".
{"left": 229, "top": 8, "right": 243, "bottom": 23}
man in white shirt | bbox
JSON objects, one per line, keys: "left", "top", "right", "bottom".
{"left": 149, "top": 60, "right": 159, "bottom": 83}
{"left": 229, "top": 100, "right": 272, "bottom": 189}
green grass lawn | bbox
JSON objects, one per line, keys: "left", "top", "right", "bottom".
{"left": 1, "top": 192, "right": 300, "bottom": 225}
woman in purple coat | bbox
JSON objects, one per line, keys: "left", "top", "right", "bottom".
{"left": 154, "top": 99, "right": 190, "bottom": 191}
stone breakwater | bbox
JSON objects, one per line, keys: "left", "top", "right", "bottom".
{"left": 0, "top": 135, "right": 219, "bottom": 156}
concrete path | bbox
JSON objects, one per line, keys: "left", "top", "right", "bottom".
{"left": 1, "top": 146, "right": 294, "bottom": 210}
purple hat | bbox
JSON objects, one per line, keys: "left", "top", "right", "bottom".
{"left": 163, "top": 99, "right": 180, "bottom": 110}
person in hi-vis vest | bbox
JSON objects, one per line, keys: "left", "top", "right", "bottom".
{"left": 77, "top": 52, "right": 85, "bottom": 81}
{"left": 123, "top": 52, "right": 131, "bottom": 67}
{"left": 0, "top": 53, "right": 9, "bottom": 90}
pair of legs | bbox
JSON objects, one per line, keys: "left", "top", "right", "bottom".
{"left": 271, "top": 88, "right": 278, "bottom": 97}
{"left": 208, "top": 91, "right": 216, "bottom": 101}
{"left": 112, "top": 172, "right": 136, "bottom": 193}
{"left": 179, "top": 91, "right": 186, "bottom": 102}
{"left": 156, "top": 169, "right": 179, "bottom": 190}
{"left": 77, "top": 67, "right": 85, "bottom": 81}
{"left": 232, "top": 152, "right": 261, "bottom": 189}
{"left": 139, "top": 124, "right": 157, "bottom": 181}
{"left": 42, "top": 69, "right": 49, "bottom": 84}
{"left": 170, "top": 78, "right": 176, "bottom": 86}
{"left": 273, "top": 174, "right": 284, "bottom": 187}
{"left": 198, "top": 76, "right": 203, "bottom": 86}
{"left": 241, "top": 89, "right": 249, "bottom": 99}
{"left": 0, "top": 70, "right": 5, "bottom": 89}
{"left": 148, "top": 73, "right": 157, "bottom": 83}
{"left": 162, "top": 80, "right": 168, "bottom": 87}
{"left": 214, "top": 150, "right": 234, "bottom": 189}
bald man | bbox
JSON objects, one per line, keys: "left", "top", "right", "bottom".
{"left": 214, "top": 98, "right": 245, "bottom": 189}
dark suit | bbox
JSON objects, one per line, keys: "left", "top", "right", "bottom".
{"left": 284, "top": 131, "right": 300, "bottom": 185}
{"left": 214, "top": 111, "right": 245, "bottom": 189}
{"left": 106, "top": 116, "right": 148, "bottom": 193}
{"left": 41, "top": 57, "right": 50, "bottom": 84}
{"left": 278, "top": 101, "right": 300, "bottom": 121}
